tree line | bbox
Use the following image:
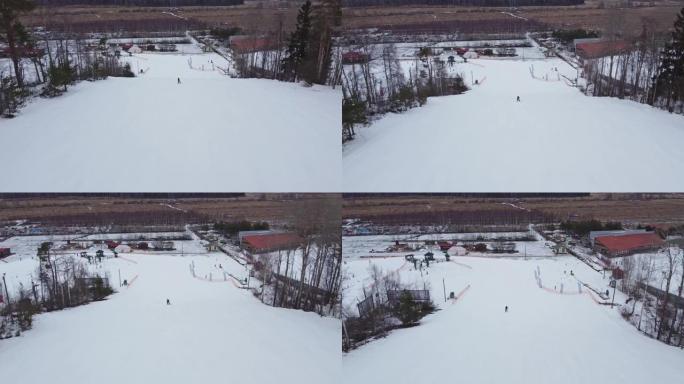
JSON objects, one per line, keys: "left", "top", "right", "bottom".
{"left": 581, "top": 8, "right": 684, "bottom": 113}
{"left": 41, "top": 17, "right": 207, "bottom": 34}
{"left": 233, "top": 0, "right": 342, "bottom": 87}
{"left": 1, "top": 1, "right": 136, "bottom": 117}
{"left": 617, "top": 246, "right": 684, "bottom": 347}
{"left": 342, "top": 44, "right": 467, "bottom": 142}
{"left": 353, "top": 208, "right": 555, "bottom": 227}
{"left": 559, "top": 220, "right": 623, "bottom": 236}
{"left": 251, "top": 196, "right": 342, "bottom": 317}
{"left": 342, "top": 263, "right": 436, "bottom": 351}
{"left": 213, "top": 220, "right": 270, "bottom": 236}
{"left": 1, "top": 243, "right": 114, "bottom": 339}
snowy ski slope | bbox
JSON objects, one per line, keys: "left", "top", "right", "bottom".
{"left": 343, "top": 56, "right": 684, "bottom": 192}
{"left": 0, "top": 237, "right": 340, "bottom": 384}
{"left": 0, "top": 52, "right": 341, "bottom": 192}
{"left": 343, "top": 251, "right": 684, "bottom": 384}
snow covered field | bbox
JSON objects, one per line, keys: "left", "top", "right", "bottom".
{"left": 343, "top": 240, "right": 684, "bottom": 384}
{"left": 0, "top": 235, "right": 340, "bottom": 384}
{"left": 0, "top": 51, "right": 341, "bottom": 192}
{"left": 343, "top": 51, "right": 684, "bottom": 192}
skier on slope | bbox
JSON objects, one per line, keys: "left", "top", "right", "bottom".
{"left": 177, "top": 77, "right": 181, "bottom": 84}
{"left": 166, "top": 299, "right": 171, "bottom": 305}
{"left": 505, "top": 306, "right": 508, "bottom": 313}
{"left": 516, "top": 96, "right": 521, "bottom": 102}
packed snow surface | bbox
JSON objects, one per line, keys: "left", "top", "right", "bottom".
{"left": 0, "top": 237, "right": 340, "bottom": 384}
{"left": 343, "top": 248, "right": 684, "bottom": 384}
{"left": 0, "top": 52, "right": 341, "bottom": 192}
{"left": 343, "top": 56, "right": 684, "bottom": 192}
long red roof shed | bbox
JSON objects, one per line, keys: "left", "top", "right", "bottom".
{"left": 242, "top": 233, "right": 302, "bottom": 253}
{"left": 575, "top": 40, "right": 631, "bottom": 59}
{"left": 595, "top": 233, "right": 663, "bottom": 254}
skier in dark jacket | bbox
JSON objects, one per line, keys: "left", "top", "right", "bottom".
{"left": 177, "top": 77, "right": 181, "bottom": 84}
{"left": 516, "top": 96, "right": 520, "bottom": 102}
{"left": 166, "top": 299, "right": 171, "bottom": 305}
{"left": 505, "top": 305, "right": 508, "bottom": 312}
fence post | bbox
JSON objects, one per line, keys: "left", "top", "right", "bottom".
{"left": 2, "top": 273, "right": 9, "bottom": 306}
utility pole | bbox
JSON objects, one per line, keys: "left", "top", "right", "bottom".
{"left": 118, "top": 269, "right": 122, "bottom": 288}
{"left": 443, "top": 278, "right": 447, "bottom": 302}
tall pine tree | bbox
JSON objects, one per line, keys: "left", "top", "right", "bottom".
{"left": 342, "top": 97, "right": 367, "bottom": 142}
{"left": 655, "top": 7, "right": 684, "bottom": 112}
{"left": 305, "top": 0, "right": 340, "bottom": 85}
{"left": 281, "top": 0, "right": 312, "bottom": 82}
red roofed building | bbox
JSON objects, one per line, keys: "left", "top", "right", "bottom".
{"left": 438, "top": 241, "right": 452, "bottom": 251}
{"left": 242, "top": 233, "right": 302, "bottom": 254}
{"left": 342, "top": 51, "right": 369, "bottom": 64}
{"left": 594, "top": 233, "right": 664, "bottom": 257}
{"left": 0, "top": 248, "right": 11, "bottom": 259}
{"left": 229, "top": 36, "right": 277, "bottom": 54}
{"left": 575, "top": 39, "right": 631, "bottom": 60}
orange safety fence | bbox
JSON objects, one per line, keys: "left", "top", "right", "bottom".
{"left": 540, "top": 285, "right": 582, "bottom": 295}
{"left": 190, "top": 270, "right": 246, "bottom": 289}
{"left": 586, "top": 290, "right": 605, "bottom": 305}
{"left": 450, "top": 284, "right": 471, "bottom": 304}
{"left": 192, "top": 273, "right": 230, "bottom": 283}
{"left": 360, "top": 254, "right": 408, "bottom": 259}
{"left": 450, "top": 260, "right": 473, "bottom": 269}
{"left": 358, "top": 260, "right": 410, "bottom": 298}
{"left": 228, "top": 275, "right": 245, "bottom": 289}
{"left": 117, "top": 255, "right": 138, "bottom": 264}
{"left": 538, "top": 283, "right": 608, "bottom": 305}
{"left": 126, "top": 274, "right": 139, "bottom": 288}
